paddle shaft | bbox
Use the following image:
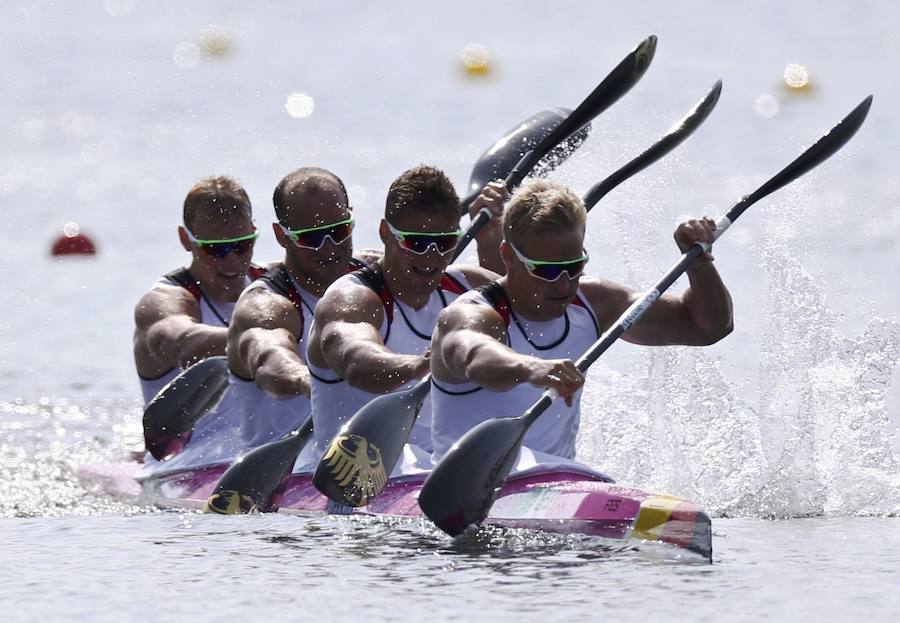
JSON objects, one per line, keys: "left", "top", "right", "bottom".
{"left": 333, "top": 80, "right": 727, "bottom": 499}
{"left": 452, "top": 35, "right": 657, "bottom": 261}
{"left": 519, "top": 94, "right": 874, "bottom": 430}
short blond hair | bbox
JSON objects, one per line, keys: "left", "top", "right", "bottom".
{"left": 503, "top": 179, "right": 586, "bottom": 247}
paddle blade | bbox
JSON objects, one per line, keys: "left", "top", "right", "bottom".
{"left": 313, "top": 379, "right": 432, "bottom": 507}
{"left": 464, "top": 107, "right": 591, "bottom": 205}
{"left": 419, "top": 415, "right": 527, "bottom": 536}
{"left": 506, "top": 35, "right": 657, "bottom": 191}
{"left": 205, "top": 422, "right": 312, "bottom": 514}
{"left": 582, "top": 79, "right": 723, "bottom": 210}
{"left": 739, "top": 94, "right": 873, "bottom": 216}
{"left": 143, "top": 356, "right": 229, "bottom": 461}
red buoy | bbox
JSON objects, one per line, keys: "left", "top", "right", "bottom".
{"left": 51, "top": 222, "right": 97, "bottom": 256}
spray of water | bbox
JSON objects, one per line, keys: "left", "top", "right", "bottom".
{"left": 578, "top": 211, "right": 900, "bottom": 519}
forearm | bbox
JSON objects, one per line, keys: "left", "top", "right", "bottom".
{"left": 254, "top": 347, "right": 311, "bottom": 398}
{"left": 452, "top": 339, "right": 533, "bottom": 392}
{"left": 683, "top": 262, "right": 734, "bottom": 343}
{"left": 343, "top": 346, "right": 426, "bottom": 394}
{"left": 148, "top": 321, "right": 227, "bottom": 368}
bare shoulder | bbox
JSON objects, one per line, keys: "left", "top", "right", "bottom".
{"left": 231, "top": 286, "right": 300, "bottom": 334}
{"left": 315, "top": 279, "right": 384, "bottom": 327}
{"left": 450, "top": 263, "right": 500, "bottom": 289}
{"left": 436, "top": 296, "right": 505, "bottom": 340}
{"left": 577, "top": 276, "right": 638, "bottom": 327}
{"left": 134, "top": 283, "right": 198, "bottom": 328}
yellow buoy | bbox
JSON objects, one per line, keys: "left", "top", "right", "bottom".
{"left": 460, "top": 43, "right": 491, "bottom": 76}
{"left": 783, "top": 63, "right": 812, "bottom": 92}
{"left": 198, "top": 25, "right": 234, "bottom": 59}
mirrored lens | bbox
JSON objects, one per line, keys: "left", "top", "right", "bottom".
{"left": 397, "top": 234, "right": 459, "bottom": 255}
{"left": 198, "top": 237, "right": 256, "bottom": 258}
{"left": 530, "top": 260, "right": 587, "bottom": 282}
{"left": 293, "top": 221, "right": 353, "bottom": 250}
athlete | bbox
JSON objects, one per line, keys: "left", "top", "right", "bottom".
{"left": 430, "top": 179, "right": 733, "bottom": 466}
{"left": 133, "top": 175, "right": 265, "bottom": 405}
{"left": 141, "top": 167, "right": 376, "bottom": 473}
{"left": 304, "top": 165, "right": 504, "bottom": 468}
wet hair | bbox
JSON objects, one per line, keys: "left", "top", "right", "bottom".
{"left": 272, "top": 167, "right": 348, "bottom": 225}
{"left": 182, "top": 176, "right": 252, "bottom": 231}
{"left": 385, "top": 165, "right": 460, "bottom": 224}
{"left": 503, "top": 179, "right": 586, "bottom": 247}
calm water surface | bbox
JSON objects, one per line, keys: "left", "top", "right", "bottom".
{"left": 2, "top": 1, "right": 899, "bottom": 621}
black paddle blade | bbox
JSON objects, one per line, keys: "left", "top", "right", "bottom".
{"left": 313, "top": 379, "right": 432, "bottom": 507}
{"left": 419, "top": 416, "right": 527, "bottom": 536}
{"left": 205, "top": 422, "right": 312, "bottom": 515}
{"left": 506, "top": 34, "right": 657, "bottom": 191}
{"left": 583, "top": 79, "right": 723, "bottom": 210}
{"left": 736, "top": 94, "right": 873, "bottom": 219}
{"left": 464, "top": 107, "right": 590, "bottom": 207}
{"left": 143, "top": 356, "right": 229, "bottom": 461}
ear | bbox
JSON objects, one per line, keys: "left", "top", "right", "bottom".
{"left": 378, "top": 219, "right": 389, "bottom": 245}
{"left": 177, "top": 226, "right": 193, "bottom": 253}
{"left": 499, "top": 240, "right": 514, "bottom": 273}
{"left": 272, "top": 222, "right": 289, "bottom": 250}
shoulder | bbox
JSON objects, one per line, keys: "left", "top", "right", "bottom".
{"left": 437, "top": 293, "right": 504, "bottom": 337}
{"left": 233, "top": 285, "right": 300, "bottom": 330}
{"left": 316, "top": 276, "right": 384, "bottom": 325}
{"left": 578, "top": 276, "right": 637, "bottom": 324}
{"left": 134, "top": 282, "right": 198, "bottom": 326}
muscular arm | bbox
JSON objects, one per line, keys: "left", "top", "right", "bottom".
{"left": 309, "top": 285, "right": 429, "bottom": 394}
{"left": 133, "top": 286, "right": 227, "bottom": 377}
{"left": 432, "top": 302, "right": 584, "bottom": 398}
{"left": 581, "top": 268, "right": 733, "bottom": 347}
{"left": 227, "top": 288, "right": 310, "bottom": 399}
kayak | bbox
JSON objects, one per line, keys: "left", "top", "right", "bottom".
{"left": 77, "top": 461, "right": 713, "bottom": 560}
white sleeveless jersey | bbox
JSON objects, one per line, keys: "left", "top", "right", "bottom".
{"left": 141, "top": 265, "right": 316, "bottom": 476}
{"left": 431, "top": 283, "right": 601, "bottom": 461}
{"left": 306, "top": 265, "right": 471, "bottom": 464}
{"left": 138, "top": 268, "right": 249, "bottom": 405}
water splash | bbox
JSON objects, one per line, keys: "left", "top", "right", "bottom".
{"left": 579, "top": 239, "right": 900, "bottom": 519}
{"left": 0, "top": 398, "right": 151, "bottom": 518}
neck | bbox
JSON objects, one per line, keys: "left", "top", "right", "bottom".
{"left": 284, "top": 256, "right": 327, "bottom": 298}
{"left": 380, "top": 259, "right": 433, "bottom": 310}
{"left": 188, "top": 262, "right": 245, "bottom": 303}
{"left": 498, "top": 277, "right": 552, "bottom": 322}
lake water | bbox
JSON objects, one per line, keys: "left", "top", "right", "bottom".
{"left": 2, "top": 1, "right": 899, "bottom": 621}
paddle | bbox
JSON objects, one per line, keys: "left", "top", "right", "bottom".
{"left": 313, "top": 80, "right": 722, "bottom": 507}
{"left": 198, "top": 53, "right": 651, "bottom": 514}
{"left": 143, "top": 355, "right": 229, "bottom": 461}
{"left": 141, "top": 116, "right": 587, "bottom": 464}
{"left": 205, "top": 415, "right": 315, "bottom": 513}
{"left": 459, "top": 107, "right": 592, "bottom": 213}
{"left": 419, "top": 94, "right": 874, "bottom": 536}
{"left": 452, "top": 34, "right": 658, "bottom": 260}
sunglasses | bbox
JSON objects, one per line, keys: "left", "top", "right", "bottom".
{"left": 278, "top": 218, "right": 354, "bottom": 250}
{"left": 385, "top": 221, "right": 461, "bottom": 256}
{"left": 508, "top": 241, "right": 589, "bottom": 282}
{"left": 184, "top": 228, "right": 259, "bottom": 258}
